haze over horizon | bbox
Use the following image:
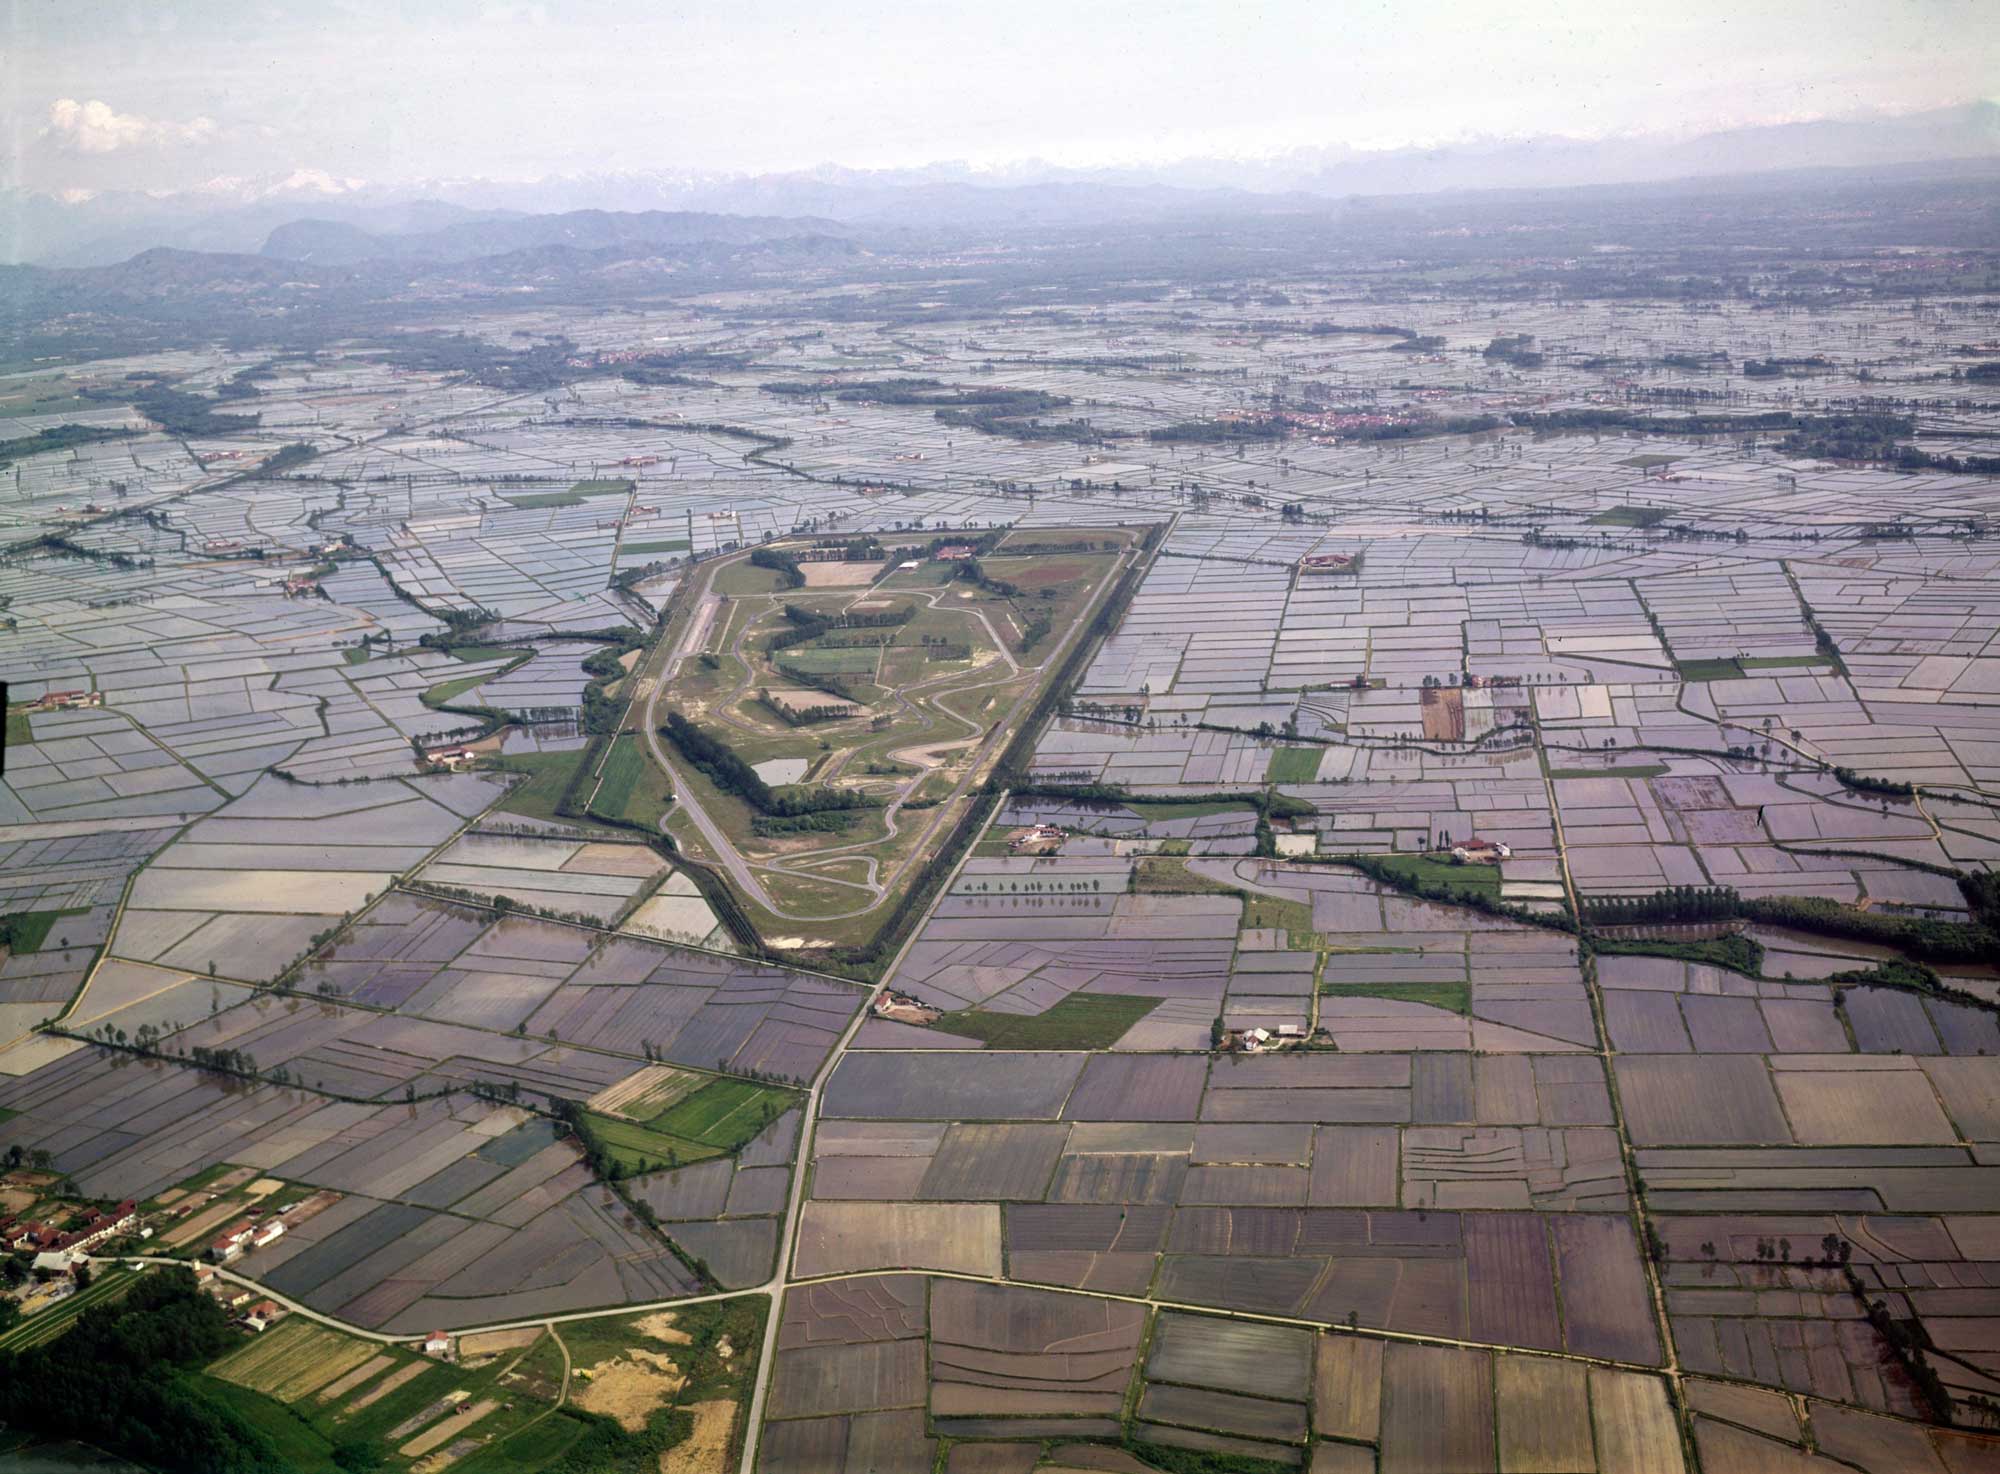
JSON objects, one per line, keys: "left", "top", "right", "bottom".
{"left": 6, "top": 0, "right": 1997, "bottom": 205}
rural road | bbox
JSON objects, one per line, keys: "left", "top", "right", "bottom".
{"left": 637, "top": 565, "right": 789, "bottom": 916}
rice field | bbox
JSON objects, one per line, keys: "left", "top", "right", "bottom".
{"left": 10, "top": 233, "right": 2000, "bottom": 1474}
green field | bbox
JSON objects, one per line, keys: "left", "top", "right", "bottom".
{"left": 778, "top": 645, "right": 882, "bottom": 675}
{"left": 623, "top": 539, "right": 692, "bottom": 555}
{"left": 1740, "top": 655, "right": 1831, "bottom": 670}
{"left": 710, "top": 561, "right": 787, "bottom": 596}
{"left": 0, "top": 907, "right": 87, "bottom": 953}
{"left": 1673, "top": 654, "right": 1826, "bottom": 683}
{"left": 584, "top": 1111, "right": 719, "bottom": 1171}
{"left": 1591, "top": 932, "right": 1764, "bottom": 978}
{"left": 1368, "top": 853, "right": 1502, "bottom": 899}
{"left": 0, "top": 377, "right": 96, "bottom": 420}
{"left": 341, "top": 646, "right": 373, "bottom": 666}
{"left": 1126, "top": 799, "right": 1258, "bottom": 822}
{"left": 1320, "top": 979, "right": 1471, "bottom": 1014}
{"left": 491, "top": 747, "right": 593, "bottom": 823}
{"left": 422, "top": 649, "right": 530, "bottom": 709}
{"left": 587, "top": 734, "right": 674, "bottom": 830}
{"left": 1131, "top": 856, "right": 1238, "bottom": 895}
{"left": 934, "top": 992, "right": 1163, "bottom": 1049}
{"left": 1241, "top": 892, "right": 1316, "bottom": 941}
{"left": 422, "top": 672, "right": 492, "bottom": 708}
{"left": 5, "top": 710, "right": 32, "bottom": 748}
{"left": 1588, "top": 504, "right": 1670, "bottom": 527}
{"left": 1265, "top": 746, "right": 1324, "bottom": 783}
{"left": 499, "top": 490, "right": 584, "bottom": 508}
{"left": 588, "top": 1077, "right": 801, "bottom": 1173}
{"left": 652, "top": 1077, "right": 799, "bottom": 1146}
{"left": 197, "top": 1379, "right": 342, "bottom": 1474}
{"left": 570, "top": 478, "right": 636, "bottom": 496}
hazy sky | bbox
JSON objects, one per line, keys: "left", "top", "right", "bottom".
{"left": 4, "top": 0, "right": 1994, "bottom": 195}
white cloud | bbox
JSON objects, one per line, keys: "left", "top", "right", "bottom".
{"left": 191, "top": 169, "right": 367, "bottom": 201}
{"left": 270, "top": 167, "right": 365, "bottom": 196}
{"left": 44, "top": 98, "right": 217, "bottom": 154}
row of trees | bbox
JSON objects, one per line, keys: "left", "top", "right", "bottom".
{"left": 659, "top": 712, "right": 873, "bottom": 819}
{"left": 1580, "top": 881, "right": 2000, "bottom": 968}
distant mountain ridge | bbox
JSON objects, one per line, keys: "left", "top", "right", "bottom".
{"left": 5, "top": 101, "right": 1995, "bottom": 264}
{"left": 260, "top": 208, "right": 853, "bottom": 265}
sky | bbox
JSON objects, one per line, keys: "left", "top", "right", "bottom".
{"left": 3, "top": 0, "right": 1995, "bottom": 198}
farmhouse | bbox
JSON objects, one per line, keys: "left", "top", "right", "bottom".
{"left": 873, "top": 991, "right": 941, "bottom": 1025}
{"left": 1450, "top": 836, "right": 1513, "bottom": 864}
{"left": 66, "top": 1200, "right": 138, "bottom": 1252}
{"left": 934, "top": 544, "right": 978, "bottom": 561}
{"left": 1008, "top": 824, "right": 1066, "bottom": 855}
{"left": 33, "top": 690, "right": 103, "bottom": 711}
{"left": 1299, "top": 552, "right": 1355, "bottom": 573}
{"left": 208, "top": 1218, "right": 257, "bottom": 1262}
{"left": 242, "top": 1300, "right": 287, "bottom": 1332}
{"left": 423, "top": 743, "right": 478, "bottom": 770}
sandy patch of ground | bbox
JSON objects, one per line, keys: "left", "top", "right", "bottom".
{"left": 162, "top": 1197, "right": 241, "bottom": 1249}
{"left": 796, "top": 560, "right": 881, "bottom": 587}
{"left": 567, "top": 843, "right": 666, "bottom": 878}
{"left": 247, "top": 1177, "right": 283, "bottom": 1196}
{"left": 469, "top": 1104, "right": 531, "bottom": 1137}
{"left": 0, "top": 1186, "right": 37, "bottom": 1215}
{"left": 574, "top": 1350, "right": 685, "bottom": 1431}
{"left": 457, "top": 1327, "right": 543, "bottom": 1360}
{"left": 630, "top": 1311, "right": 692, "bottom": 1345}
{"left": 661, "top": 1401, "right": 735, "bottom": 1474}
